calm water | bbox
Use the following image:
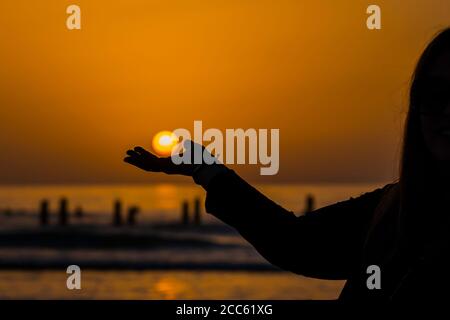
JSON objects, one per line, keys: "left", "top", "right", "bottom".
{"left": 0, "top": 270, "right": 345, "bottom": 300}
{"left": 0, "top": 183, "right": 382, "bottom": 299}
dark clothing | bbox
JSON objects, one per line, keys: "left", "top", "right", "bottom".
{"left": 204, "top": 170, "right": 450, "bottom": 302}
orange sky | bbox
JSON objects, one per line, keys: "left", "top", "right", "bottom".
{"left": 0, "top": 0, "right": 449, "bottom": 184}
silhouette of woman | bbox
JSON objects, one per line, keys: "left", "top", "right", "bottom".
{"left": 124, "top": 28, "right": 450, "bottom": 302}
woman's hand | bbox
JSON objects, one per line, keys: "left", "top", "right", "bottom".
{"left": 123, "top": 141, "right": 207, "bottom": 176}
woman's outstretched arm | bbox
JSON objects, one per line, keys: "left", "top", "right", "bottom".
{"left": 202, "top": 168, "right": 389, "bottom": 280}
{"left": 124, "top": 142, "right": 389, "bottom": 280}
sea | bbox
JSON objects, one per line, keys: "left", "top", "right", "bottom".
{"left": 0, "top": 182, "right": 384, "bottom": 299}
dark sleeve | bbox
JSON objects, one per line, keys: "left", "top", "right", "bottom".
{"left": 204, "top": 170, "right": 390, "bottom": 280}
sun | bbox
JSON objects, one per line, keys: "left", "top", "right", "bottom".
{"left": 152, "top": 131, "right": 178, "bottom": 156}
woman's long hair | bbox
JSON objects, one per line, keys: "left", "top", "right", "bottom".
{"left": 398, "top": 28, "right": 450, "bottom": 249}
{"left": 365, "top": 28, "right": 450, "bottom": 265}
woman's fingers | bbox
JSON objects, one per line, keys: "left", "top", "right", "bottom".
{"left": 126, "top": 148, "right": 156, "bottom": 162}
{"left": 124, "top": 146, "right": 174, "bottom": 173}
{"left": 124, "top": 143, "right": 208, "bottom": 176}
{"left": 126, "top": 147, "right": 152, "bottom": 159}
{"left": 126, "top": 149, "right": 140, "bottom": 157}
{"left": 123, "top": 154, "right": 146, "bottom": 166}
{"left": 123, "top": 156, "right": 133, "bottom": 163}
{"left": 134, "top": 146, "right": 150, "bottom": 155}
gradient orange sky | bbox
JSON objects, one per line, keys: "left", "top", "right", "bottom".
{"left": 0, "top": 0, "right": 449, "bottom": 184}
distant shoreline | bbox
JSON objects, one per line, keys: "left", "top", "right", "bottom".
{"left": 0, "top": 262, "right": 281, "bottom": 272}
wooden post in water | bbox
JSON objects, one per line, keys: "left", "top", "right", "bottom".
{"left": 113, "top": 199, "right": 123, "bottom": 226}
{"left": 74, "top": 206, "right": 84, "bottom": 219}
{"left": 303, "top": 194, "right": 315, "bottom": 214}
{"left": 127, "top": 206, "right": 139, "bottom": 226}
{"left": 58, "top": 198, "right": 68, "bottom": 226}
{"left": 193, "top": 197, "right": 201, "bottom": 225}
{"left": 181, "top": 200, "right": 189, "bottom": 226}
{"left": 39, "top": 199, "right": 49, "bottom": 226}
